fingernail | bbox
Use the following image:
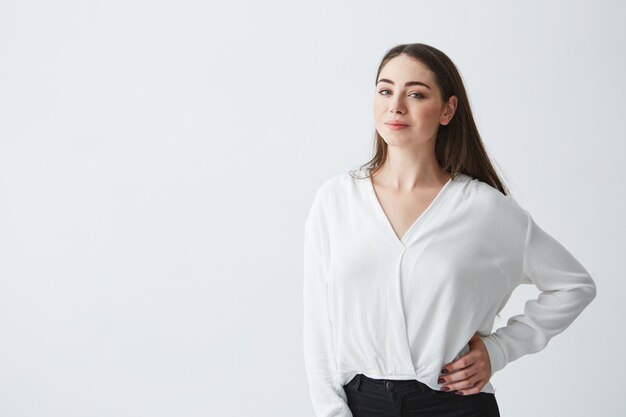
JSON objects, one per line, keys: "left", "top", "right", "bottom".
{"left": 438, "top": 377, "right": 445, "bottom": 383}
{"left": 455, "top": 391, "right": 463, "bottom": 395}
{"left": 441, "top": 368, "right": 449, "bottom": 374}
{"left": 441, "top": 386, "right": 450, "bottom": 391}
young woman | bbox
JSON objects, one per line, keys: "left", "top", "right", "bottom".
{"left": 303, "top": 43, "right": 597, "bottom": 417}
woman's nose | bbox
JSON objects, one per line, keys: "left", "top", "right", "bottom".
{"left": 389, "top": 98, "right": 405, "bottom": 114}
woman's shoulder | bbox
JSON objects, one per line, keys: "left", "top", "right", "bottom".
{"left": 307, "top": 170, "right": 348, "bottom": 212}
{"left": 311, "top": 168, "right": 367, "bottom": 198}
{"left": 460, "top": 173, "right": 515, "bottom": 204}
{"left": 305, "top": 170, "right": 358, "bottom": 228}
{"left": 461, "top": 174, "right": 530, "bottom": 230}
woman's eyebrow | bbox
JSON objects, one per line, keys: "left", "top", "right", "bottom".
{"left": 376, "top": 78, "right": 431, "bottom": 89}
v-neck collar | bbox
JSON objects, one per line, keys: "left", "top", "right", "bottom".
{"left": 363, "top": 168, "right": 458, "bottom": 248}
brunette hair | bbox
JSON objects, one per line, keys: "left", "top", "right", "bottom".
{"left": 350, "top": 43, "right": 509, "bottom": 195}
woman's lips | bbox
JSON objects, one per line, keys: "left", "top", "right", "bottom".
{"left": 385, "top": 122, "right": 409, "bottom": 130}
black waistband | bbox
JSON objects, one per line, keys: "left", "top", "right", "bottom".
{"left": 345, "top": 373, "right": 431, "bottom": 394}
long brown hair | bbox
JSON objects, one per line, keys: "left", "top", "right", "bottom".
{"left": 350, "top": 43, "right": 510, "bottom": 196}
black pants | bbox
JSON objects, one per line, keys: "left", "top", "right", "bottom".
{"left": 342, "top": 374, "right": 500, "bottom": 417}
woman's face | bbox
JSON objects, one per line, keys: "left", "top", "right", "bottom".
{"left": 373, "top": 54, "right": 456, "bottom": 147}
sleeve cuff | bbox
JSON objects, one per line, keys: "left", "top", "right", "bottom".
{"left": 479, "top": 334, "right": 508, "bottom": 377}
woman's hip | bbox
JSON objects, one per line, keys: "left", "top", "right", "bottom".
{"left": 342, "top": 373, "right": 500, "bottom": 417}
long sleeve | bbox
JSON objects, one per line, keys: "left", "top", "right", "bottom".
{"left": 303, "top": 190, "right": 352, "bottom": 417}
{"left": 479, "top": 209, "right": 597, "bottom": 377}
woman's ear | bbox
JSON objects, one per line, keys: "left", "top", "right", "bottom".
{"left": 440, "top": 95, "right": 458, "bottom": 126}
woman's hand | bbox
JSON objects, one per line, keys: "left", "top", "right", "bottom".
{"left": 437, "top": 333, "right": 492, "bottom": 395}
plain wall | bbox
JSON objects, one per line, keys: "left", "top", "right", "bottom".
{"left": 0, "top": 0, "right": 624, "bottom": 416}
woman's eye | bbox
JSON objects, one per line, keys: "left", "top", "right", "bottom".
{"left": 378, "top": 89, "right": 424, "bottom": 99}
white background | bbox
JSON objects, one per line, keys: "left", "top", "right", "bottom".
{"left": 1, "top": 0, "right": 624, "bottom": 416}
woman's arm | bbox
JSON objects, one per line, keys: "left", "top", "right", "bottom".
{"left": 479, "top": 210, "right": 597, "bottom": 377}
{"left": 303, "top": 189, "right": 352, "bottom": 417}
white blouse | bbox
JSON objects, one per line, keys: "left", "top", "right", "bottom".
{"left": 302, "top": 168, "right": 596, "bottom": 417}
